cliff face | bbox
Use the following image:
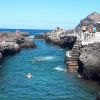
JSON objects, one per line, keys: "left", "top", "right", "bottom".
{"left": 97, "top": 22, "right": 100, "bottom": 32}
{"left": 75, "top": 12, "right": 100, "bottom": 32}
{"left": 79, "top": 43, "right": 100, "bottom": 80}
{"left": 44, "top": 28, "right": 77, "bottom": 49}
{"left": 0, "top": 32, "right": 36, "bottom": 63}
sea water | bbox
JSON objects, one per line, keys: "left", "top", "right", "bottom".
{"left": 0, "top": 30, "right": 100, "bottom": 100}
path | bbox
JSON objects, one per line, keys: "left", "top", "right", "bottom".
{"left": 77, "top": 32, "right": 100, "bottom": 45}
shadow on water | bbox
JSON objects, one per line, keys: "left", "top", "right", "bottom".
{"left": 0, "top": 65, "right": 4, "bottom": 79}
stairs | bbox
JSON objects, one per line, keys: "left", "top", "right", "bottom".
{"left": 66, "top": 41, "right": 81, "bottom": 72}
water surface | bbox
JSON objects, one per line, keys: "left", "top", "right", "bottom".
{"left": 0, "top": 40, "right": 100, "bottom": 100}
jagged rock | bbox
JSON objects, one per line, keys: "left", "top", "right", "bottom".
{"left": 97, "top": 22, "right": 100, "bottom": 32}
{"left": 0, "top": 31, "right": 36, "bottom": 63}
{"left": 0, "top": 32, "right": 36, "bottom": 48}
{"left": 45, "top": 29, "right": 77, "bottom": 49}
{"left": 20, "top": 32, "right": 29, "bottom": 37}
{"left": 34, "top": 34, "right": 45, "bottom": 39}
{"left": 79, "top": 43, "right": 100, "bottom": 80}
{"left": 75, "top": 12, "right": 100, "bottom": 32}
{"left": 19, "top": 37, "right": 36, "bottom": 48}
{"left": 0, "top": 41, "right": 20, "bottom": 56}
{"left": 59, "top": 36, "right": 77, "bottom": 49}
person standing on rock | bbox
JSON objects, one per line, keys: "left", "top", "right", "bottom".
{"left": 82, "top": 25, "right": 86, "bottom": 33}
{"left": 89, "top": 26, "right": 93, "bottom": 33}
{"left": 88, "top": 25, "right": 93, "bottom": 41}
{"left": 16, "top": 30, "right": 20, "bottom": 37}
{"left": 82, "top": 25, "right": 87, "bottom": 41}
{"left": 92, "top": 26, "right": 97, "bottom": 38}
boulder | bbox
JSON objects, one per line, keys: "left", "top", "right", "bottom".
{"left": 0, "top": 31, "right": 36, "bottom": 63}
{"left": 75, "top": 12, "right": 100, "bottom": 32}
{"left": 19, "top": 37, "right": 36, "bottom": 48}
{"left": 0, "top": 41, "right": 20, "bottom": 56}
{"left": 34, "top": 34, "right": 45, "bottom": 39}
{"left": 45, "top": 30, "right": 77, "bottom": 49}
{"left": 79, "top": 43, "right": 100, "bottom": 80}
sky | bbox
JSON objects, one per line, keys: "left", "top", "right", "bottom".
{"left": 0, "top": 0, "right": 100, "bottom": 29}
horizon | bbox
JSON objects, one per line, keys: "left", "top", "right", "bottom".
{"left": 0, "top": 28, "right": 52, "bottom": 30}
{"left": 0, "top": 0, "right": 100, "bottom": 29}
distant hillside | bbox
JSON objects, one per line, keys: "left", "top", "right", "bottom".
{"left": 75, "top": 12, "right": 100, "bottom": 32}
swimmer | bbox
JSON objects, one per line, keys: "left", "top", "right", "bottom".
{"left": 26, "top": 73, "right": 33, "bottom": 79}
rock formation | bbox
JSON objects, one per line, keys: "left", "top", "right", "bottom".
{"left": 44, "top": 28, "right": 76, "bottom": 49}
{"left": 0, "top": 31, "right": 36, "bottom": 63}
{"left": 75, "top": 12, "right": 100, "bottom": 32}
{"left": 19, "top": 37, "right": 36, "bottom": 48}
{"left": 79, "top": 43, "right": 100, "bottom": 80}
{"left": 97, "top": 22, "right": 100, "bottom": 32}
{"left": 34, "top": 34, "right": 45, "bottom": 39}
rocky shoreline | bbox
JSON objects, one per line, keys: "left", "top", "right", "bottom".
{"left": 0, "top": 31, "right": 36, "bottom": 63}
{"left": 79, "top": 42, "right": 100, "bottom": 80}
{"left": 43, "top": 28, "right": 77, "bottom": 49}
{"left": 33, "top": 12, "right": 100, "bottom": 99}
{"left": 43, "top": 27, "right": 100, "bottom": 99}
{"left": 0, "top": 11, "right": 99, "bottom": 99}
{"left": 41, "top": 12, "right": 100, "bottom": 83}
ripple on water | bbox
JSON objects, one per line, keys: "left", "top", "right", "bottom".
{"left": 0, "top": 40, "right": 100, "bottom": 100}
{"left": 54, "top": 66, "right": 66, "bottom": 72}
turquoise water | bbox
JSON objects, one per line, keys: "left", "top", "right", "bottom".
{"left": 0, "top": 40, "right": 100, "bottom": 100}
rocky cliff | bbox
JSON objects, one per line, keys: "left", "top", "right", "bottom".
{"left": 44, "top": 28, "right": 77, "bottom": 49}
{"left": 75, "top": 12, "right": 100, "bottom": 32}
{"left": 0, "top": 32, "right": 36, "bottom": 63}
{"left": 79, "top": 43, "right": 100, "bottom": 80}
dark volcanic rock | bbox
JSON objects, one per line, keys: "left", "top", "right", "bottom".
{"left": 79, "top": 43, "right": 100, "bottom": 80}
{"left": 0, "top": 31, "right": 36, "bottom": 63}
{"left": 0, "top": 42, "right": 20, "bottom": 56}
{"left": 97, "top": 22, "right": 100, "bottom": 32}
{"left": 44, "top": 30, "right": 77, "bottom": 49}
{"left": 59, "top": 35, "right": 77, "bottom": 49}
{"left": 19, "top": 37, "right": 36, "bottom": 48}
{"left": 34, "top": 34, "right": 45, "bottom": 39}
{"left": 20, "top": 32, "right": 29, "bottom": 37}
{"left": 0, "top": 32, "right": 36, "bottom": 49}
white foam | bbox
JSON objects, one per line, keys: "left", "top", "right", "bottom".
{"left": 54, "top": 66, "right": 66, "bottom": 72}
{"left": 60, "top": 49, "right": 63, "bottom": 50}
{"left": 66, "top": 51, "right": 72, "bottom": 57}
{"left": 32, "top": 56, "right": 54, "bottom": 62}
{"left": 77, "top": 74, "right": 83, "bottom": 78}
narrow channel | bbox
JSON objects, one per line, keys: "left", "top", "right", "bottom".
{"left": 0, "top": 40, "right": 100, "bottom": 100}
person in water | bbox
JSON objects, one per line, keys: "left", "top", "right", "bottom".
{"left": 26, "top": 73, "right": 33, "bottom": 79}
